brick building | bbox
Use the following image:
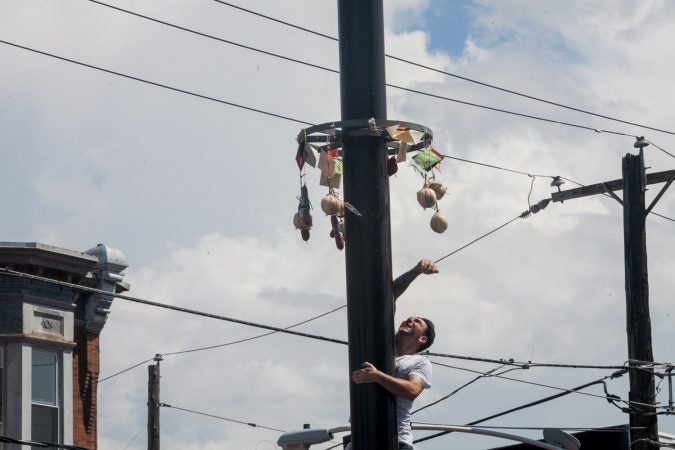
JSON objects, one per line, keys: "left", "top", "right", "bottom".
{"left": 0, "top": 242, "right": 128, "bottom": 449}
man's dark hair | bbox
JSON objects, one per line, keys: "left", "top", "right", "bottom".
{"left": 418, "top": 318, "right": 435, "bottom": 352}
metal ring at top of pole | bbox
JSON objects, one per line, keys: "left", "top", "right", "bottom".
{"left": 297, "top": 119, "right": 434, "bottom": 155}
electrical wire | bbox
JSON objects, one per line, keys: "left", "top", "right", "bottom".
{"left": 87, "top": 0, "right": 340, "bottom": 75}
{"left": 122, "top": 426, "right": 144, "bottom": 450}
{"left": 164, "top": 303, "right": 347, "bottom": 356}
{"left": 412, "top": 423, "right": 640, "bottom": 432}
{"left": 441, "top": 154, "right": 553, "bottom": 178}
{"left": 412, "top": 364, "right": 511, "bottom": 415}
{"left": 96, "top": 304, "right": 347, "bottom": 382}
{"left": 527, "top": 176, "right": 536, "bottom": 209}
{"left": 160, "top": 403, "right": 286, "bottom": 433}
{"left": 0, "top": 39, "right": 313, "bottom": 126}
{"left": 79, "top": 2, "right": 642, "bottom": 138}
{"left": 413, "top": 369, "right": 629, "bottom": 444}
{"left": 0, "top": 435, "right": 89, "bottom": 450}
{"left": 212, "top": 0, "right": 339, "bottom": 42}
{"left": 98, "top": 357, "right": 154, "bottom": 383}
{"left": 651, "top": 211, "right": 675, "bottom": 223}
{"left": 429, "top": 360, "right": 652, "bottom": 407}
{"left": 0, "top": 267, "right": 348, "bottom": 346}
{"left": 433, "top": 214, "right": 524, "bottom": 264}
{"left": 210, "top": 0, "right": 675, "bottom": 136}
{"left": 387, "top": 83, "right": 635, "bottom": 137}
{"left": 648, "top": 140, "right": 675, "bottom": 159}
{"left": 425, "top": 350, "right": 655, "bottom": 371}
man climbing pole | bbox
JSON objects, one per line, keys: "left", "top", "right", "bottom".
{"left": 351, "top": 259, "right": 438, "bottom": 450}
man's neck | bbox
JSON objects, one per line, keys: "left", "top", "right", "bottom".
{"left": 395, "top": 337, "right": 418, "bottom": 356}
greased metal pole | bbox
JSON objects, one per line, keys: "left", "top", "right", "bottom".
{"left": 338, "top": 1, "right": 397, "bottom": 449}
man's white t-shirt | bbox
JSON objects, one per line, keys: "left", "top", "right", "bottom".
{"left": 396, "top": 354, "right": 432, "bottom": 445}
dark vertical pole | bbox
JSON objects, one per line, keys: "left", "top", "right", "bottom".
{"left": 623, "top": 150, "right": 659, "bottom": 449}
{"left": 147, "top": 362, "right": 160, "bottom": 450}
{"left": 337, "top": 1, "right": 397, "bottom": 450}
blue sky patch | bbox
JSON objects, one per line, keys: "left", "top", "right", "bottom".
{"left": 421, "top": 0, "right": 474, "bottom": 57}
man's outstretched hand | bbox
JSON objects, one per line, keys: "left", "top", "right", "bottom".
{"left": 414, "top": 259, "right": 439, "bottom": 275}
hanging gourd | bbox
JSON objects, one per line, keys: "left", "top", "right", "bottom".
{"left": 429, "top": 181, "right": 447, "bottom": 200}
{"left": 321, "top": 192, "right": 342, "bottom": 216}
{"left": 430, "top": 211, "right": 448, "bottom": 233}
{"left": 417, "top": 186, "right": 437, "bottom": 209}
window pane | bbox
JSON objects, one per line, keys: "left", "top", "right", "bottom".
{"left": 32, "top": 352, "right": 57, "bottom": 404}
{"left": 32, "top": 404, "right": 58, "bottom": 446}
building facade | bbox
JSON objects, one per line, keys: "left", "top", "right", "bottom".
{"left": 0, "top": 242, "right": 128, "bottom": 449}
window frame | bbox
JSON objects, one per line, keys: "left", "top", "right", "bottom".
{"left": 30, "top": 348, "right": 61, "bottom": 447}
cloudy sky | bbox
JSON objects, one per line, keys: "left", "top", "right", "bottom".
{"left": 1, "top": 0, "right": 674, "bottom": 449}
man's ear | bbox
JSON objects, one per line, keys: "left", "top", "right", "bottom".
{"left": 419, "top": 335, "right": 428, "bottom": 344}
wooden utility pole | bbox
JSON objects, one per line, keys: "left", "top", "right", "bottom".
{"left": 338, "top": 1, "right": 397, "bottom": 449}
{"left": 622, "top": 151, "right": 658, "bottom": 450}
{"left": 552, "top": 142, "right": 674, "bottom": 450}
{"left": 147, "top": 355, "right": 162, "bottom": 450}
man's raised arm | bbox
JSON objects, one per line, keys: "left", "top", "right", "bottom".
{"left": 392, "top": 259, "right": 438, "bottom": 301}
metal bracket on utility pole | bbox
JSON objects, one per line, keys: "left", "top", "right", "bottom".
{"left": 601, "top": 183, "right": 624, "bottom": 205}
{"left": 551, "top": 169, "right": 675, "bottom": 204}
{"left": 646, "top": 173, "right": 675, "bottom": 215}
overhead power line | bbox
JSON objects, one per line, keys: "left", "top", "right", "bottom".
{"left": 425, "top": 350, "right": 661, "bottom": 372}
{"left": 0, "top": 435, "right": 89, "bottom": 450}
{"left": 430, "top": 360, "right": 652, "bottom": 407}
{"left": 433, "top": 214, "right": 524, "bottom": 264}
{"left": 98, "top": 357, "right": 154, "bottom": 383}
{"left": 160, "top": 403, "right": 286, "bottom": 433}
{"left": 413, "top": 368, "right": 629, "bottom": 444}
{"left": 441, "top": 154, "right": 556, "bottom": 178}
{"left": 412, "top": 423, "right": 643, "bottom": 432}
{"left": 0, "top": 267, "right": 347, "bottom": 346}
{"left": 212, "top": 0, "right": 339, "bottom": 42}
{"left": 164, "top": 303, "right": 347, "bottom": 356}
{"left": 412, "top": 364, "right": 513, "bottom": 415}
{"left": 83, "top": 1, "right": 639, "bottom": 137}
{"left": 388, "top": 83, "right": 634, "bottom": 137}
{"left": 648, "top": 139, "right": 675, "bottom": 159}
{"left": 0, "top": 39, "right": 312, "bottom": 126}
{"left": 98, "top": 303, "right": 348, "bottom": 383}
{"left": 210, "top": 0, "right": 675, "bottom": 136}
{"left": 88, "top": 0, "right": 339, "bottom": 75}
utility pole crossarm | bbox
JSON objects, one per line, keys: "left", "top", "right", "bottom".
{"left": 551, "top": 169, "right": 675, "bottom": 203}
